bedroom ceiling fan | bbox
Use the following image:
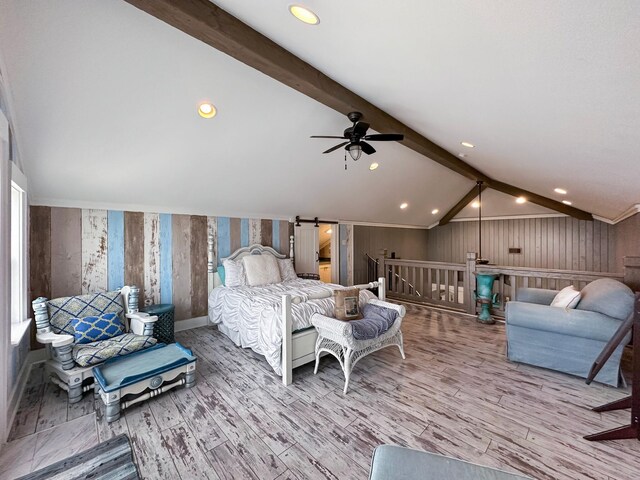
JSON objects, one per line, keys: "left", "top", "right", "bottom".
{"left": 311, "top": 112, "right": 404, "bottom": 162}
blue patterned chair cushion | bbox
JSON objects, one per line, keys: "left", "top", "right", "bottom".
{"left": 47, "top": 291, "right": 125, "bottom": 336}
{"left": 72, "top": 333, "right": 158, "bottom": 367}
{"left": 70, "top": 313, "right": 125, "bottom": 344}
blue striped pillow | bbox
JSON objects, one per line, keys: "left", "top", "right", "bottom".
{"left": 70, "top": 313, "right": 124, "bottom": 344}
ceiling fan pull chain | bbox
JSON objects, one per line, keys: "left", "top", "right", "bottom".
{"left": 344, "top": 151, "right": 347, "bottom": 170}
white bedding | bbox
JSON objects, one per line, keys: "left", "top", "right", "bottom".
{"left": 208, "top": 279, "right": 374, "bottom": 375}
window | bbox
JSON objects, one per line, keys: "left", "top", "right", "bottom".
{"left": 10, "top": 167, "right": 28, "bottom": 345}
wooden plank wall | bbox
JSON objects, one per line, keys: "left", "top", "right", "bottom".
{"left": 29, "top": 207, "right": 293, "bottom": 324}
{"left": 426, "top": 217, "right": 619, "bottom": 272}
{"left": 353, "top": 225, "right": 429, "bottom": 284}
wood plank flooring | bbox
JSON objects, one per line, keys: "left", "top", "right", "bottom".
{"left": 3, "top": 304, "right": 640, "bottom": 479}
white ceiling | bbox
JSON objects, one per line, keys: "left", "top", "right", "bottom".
{"left": 0, "top": 0, "right": 637, "bottom": 226}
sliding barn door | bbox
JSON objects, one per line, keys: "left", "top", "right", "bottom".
{"left": 294, "top": 224, "right": 319, "bottom": 275}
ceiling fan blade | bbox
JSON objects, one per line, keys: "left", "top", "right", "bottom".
{"left": 353, "top": 121, "right": 370, "bottom": 137}
{"left": 310, "top": 135, "right": 346, "bottom": 139}
{"left": 323, "top": 141, "right": 349, "bottom": 154}
{"left": 360, "top": 141, "right": 376, "bottom": 155}
{"left": 363, "top": 133, "right": 404, "bottom": 141}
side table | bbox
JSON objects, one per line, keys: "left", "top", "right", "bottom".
{"left": 142, "top": 303, "right": 175, "bottom": 344}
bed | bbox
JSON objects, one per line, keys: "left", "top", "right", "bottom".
{"left": 206, "top": 240, "right": 385, "bottom": 385}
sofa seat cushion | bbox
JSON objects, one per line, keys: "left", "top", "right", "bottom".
{"left": 351, "top": 303, "right": 399, "bottom": 340}
{"left": 506, "top": 301, "right": 623, "bottom": 342}
{"left": 72, "top": 333, "right": 158, "bottom": 367}
{"left": 576, "top": 278, "right": 634, "bottom": 320}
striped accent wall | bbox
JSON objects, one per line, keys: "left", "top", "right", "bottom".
{"left": 30, "top": 207, "right": 293, "bottom": 325}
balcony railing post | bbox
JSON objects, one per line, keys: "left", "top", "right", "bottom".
{"left": 465, "top": 252, "right": 477, "bottom": 315}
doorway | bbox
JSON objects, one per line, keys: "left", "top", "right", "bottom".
{"left": 294, "top": 222, "right": 340, "bottom": 284}
{"left": 318, "top": 224, "right": 334, "bottom": 283}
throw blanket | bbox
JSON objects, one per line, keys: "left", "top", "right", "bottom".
{"left": 351, "top": 303, "right": 399, "bottom": 340}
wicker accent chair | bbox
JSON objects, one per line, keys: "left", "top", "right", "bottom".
{"left": 311, "top": 299, "right": 406, "bottom": 393}
{"left": 33, "top": 286, "right": 158, "bottom": 403}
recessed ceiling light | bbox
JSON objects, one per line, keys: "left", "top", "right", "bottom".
{"left": 461, "top": 141, "right": 475, "bottom": 148}
{"left": 198, "top": 102, "right": 216, "bottom": 118}
{"left": 554, "top": 188, "right": 567, "bottom": 195}
{"left": 369, "top": 162, "right": 379, "bottom": 171}
{"left": 288, "top": 4, "right": 320, "bottom": 24}
{"left": 471, "top": 201, "right": 480, "bottom": 208}
{"left": 325, "top": 228, "right": 332, "bottom": 234}
{"left": 431, "top": 209, "right": 439, "bottom": 215}
{"left": 458, "top": 153, "right": 467, "bottom": 158}
{"left": 516, "top": 197, "right": 527, "bottom": 204}
{"left": 400, "top": 203, "right": 408, "bottom": 209}
{"left": 562, "top": 200, "right": 572, "bottom": 205}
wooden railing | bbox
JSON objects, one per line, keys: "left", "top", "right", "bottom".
{"left": 382, "top": 258, "right": 471, "bottom": 312}
{"left": 376, "top": 253, "right": 640, "bottom": 317}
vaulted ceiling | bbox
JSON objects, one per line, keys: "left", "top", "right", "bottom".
{"left": 0, "top": 1, "right": 638, "bottom": 226}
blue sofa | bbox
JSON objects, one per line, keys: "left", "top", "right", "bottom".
{"left": 505, "top": 278, "right": 634, "bottom": 387}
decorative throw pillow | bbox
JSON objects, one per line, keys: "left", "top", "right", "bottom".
{"left": 243, "top": 254, "right": 282, "bottom": 286}
{"left": 333, "top": 288, "right": 362, "bottom": 320}
{"left": 551, "top": 285, "right": 581, "bottom": 309}
{"left": 217, "top": 265, "right": 226, "bottom": 285}
{"left": 278, "top": 258, "right": 298, "bottom": 282}
{"left": 70, "top": 313, "right": 124, "bottom": 344}
{"left": 223, "top": 259, "right": 247, "bottom": 287}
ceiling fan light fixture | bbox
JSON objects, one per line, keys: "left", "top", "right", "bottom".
{"left": 288, "top": 4, "right": 320, "bottom": 25}
{"left": 347, "top": 143, "right": 362, "bottom": 161}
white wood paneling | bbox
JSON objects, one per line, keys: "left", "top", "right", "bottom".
{"left": 143, "top": 212, "right": 160, "bottom": 305}
{"left": 249, "top": 218, "right": 262, "bottom": 245}
{"left": 81, "top": 209, "right": 108, "bottom": 294}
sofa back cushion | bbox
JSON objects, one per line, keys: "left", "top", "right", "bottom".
{"left": 47, "top": 291, "right": 125, "bottom": 336}
{"left": 576, "top": 278, "right": 634, "bottom": 320}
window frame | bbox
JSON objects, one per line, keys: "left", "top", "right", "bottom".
{"left": 9, "top": 144, "right": 29, "bottom": 345}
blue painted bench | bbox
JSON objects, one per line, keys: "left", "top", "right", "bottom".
{"left": 93, "top": 343, "right": 197, "bottom": 422}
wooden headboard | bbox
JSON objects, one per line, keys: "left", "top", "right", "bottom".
{"left": 207, "top": 237, "right": 295, "bottom": 292}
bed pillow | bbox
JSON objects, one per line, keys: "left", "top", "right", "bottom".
{"left": 333, "top": 288, "right": 363, "bottom": 320}
{"left": 278, "top": 258, "right": 298, "bottom": 282}
{"left": 550, "top": 285, "right": 581, "bottom": 309}
{"left": 223, "top": 259, "right": 247, "bottom": 287}
{"left": 70, "top": 313, "right": 124, "bottom": 344}
{"left": 243, "top": 254, "right": 282, "bottom": 286}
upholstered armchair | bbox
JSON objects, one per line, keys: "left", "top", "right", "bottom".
{"left": 505, "top": 278, "right": 634, "bottom": 387}
{"left": 33, "top": 286, "right": 159, "bottom": 403}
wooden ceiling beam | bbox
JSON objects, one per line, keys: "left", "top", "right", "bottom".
{"left": 438, "top": 183, "right": 487, "bottom": 226}
{"left": 488, "top": 180, "right": 593, "bottom": 221}
{"left": 123, "top": 0, "right": 594, "bottom": 222}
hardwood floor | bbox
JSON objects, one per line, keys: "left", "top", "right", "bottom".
{"left": 3, "top": 304, "right": 640, "bottom": 479}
